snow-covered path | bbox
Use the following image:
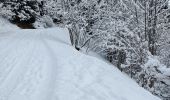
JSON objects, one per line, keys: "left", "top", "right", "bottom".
{"left": 0, "top": 27, "right": 160, "bottom": 100}
{"left": 0, "top": 28, "right": 69, "bottom": 100}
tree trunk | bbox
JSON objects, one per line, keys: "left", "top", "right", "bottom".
{"left": 148, "top": 0, "right": 157, "bottom": 55}
{"left": 68, "top": 28, "right": 74, "bottom": 46}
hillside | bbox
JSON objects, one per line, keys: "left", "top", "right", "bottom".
{"left": 0, "top": 19, "right": 160, "bottom": 100}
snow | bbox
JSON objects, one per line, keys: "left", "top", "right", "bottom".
{"left": 0, "top": 20, "right": 161, "bottom": 100}
{"left": 145, "top": 56, "right": 170, "bottom": 76}
{"left": 33, "top": 15, "right": 55, "bottom": 29}
{"left": 0, "top": 17, "right": 19, "bottom": 33}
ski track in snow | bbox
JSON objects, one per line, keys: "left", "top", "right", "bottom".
{"left": 0, "top": 28, "right": 160, "bottom": 100}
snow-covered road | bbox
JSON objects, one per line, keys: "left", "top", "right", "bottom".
{"left": 0, "top": 28, "right": 70, "bottom": 100}
{"left": 0, "top": 27, "right": 160, "bottom": 100}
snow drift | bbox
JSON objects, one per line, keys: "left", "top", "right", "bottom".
{"left": 0, "top": 20, "right": 160, "bottom": 100}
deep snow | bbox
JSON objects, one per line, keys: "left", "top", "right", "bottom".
{"left": 0, "top": 18, "right": 160, "bottom": 100}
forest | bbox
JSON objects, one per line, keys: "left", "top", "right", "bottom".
{"left": 0, "top": 0, "right": 170, "bottom": 99}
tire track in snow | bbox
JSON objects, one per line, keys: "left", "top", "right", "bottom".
{"left": 6, "top": 31, "right": 60, "bottom": 100}
{"left": 0, "top": 32, "right": 41, "bottom": 100}
{"left": 0, "top": 32, "right": 33, "bottom": 83}
{"left": 7, "top": 40, "right": 44, "bottom": 100}
{"left": 35, "top": 32, "right": 59, "bottom": 100}
{"left": 6, "top": 32, "right": 44, "bottom": 100}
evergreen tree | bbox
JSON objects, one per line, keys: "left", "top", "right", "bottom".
{"left": 1, "top": 0, "right": 44, "bottom": 23}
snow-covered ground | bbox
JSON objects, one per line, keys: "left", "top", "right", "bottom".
{"left": 0, "top": 17, "right": 19, "bottom": 32}
{"left": 0, "top": 18, "right": 161, "bottom": 100}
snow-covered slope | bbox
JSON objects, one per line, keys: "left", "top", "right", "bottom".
{"left": 0, "top": 25, "right": 160, "bottom": 99}
{"left": 0, "top": 17, "right": 19, "bottom": 33}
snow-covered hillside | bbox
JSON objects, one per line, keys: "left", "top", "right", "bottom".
{"left": 0, "top": 17, "right": 19, "bottom": 32}
{"left": 0, "top": 20, "right": 160, "bottom": 100}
